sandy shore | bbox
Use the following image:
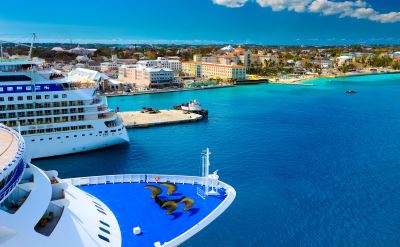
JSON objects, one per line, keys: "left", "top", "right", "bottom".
{"left": 268, "top": 76, "right": 316, "bottom": 86}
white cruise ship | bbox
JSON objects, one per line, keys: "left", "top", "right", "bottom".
{"left": 0, "top": 124, "right": 235, "bottom": 247}
{"left": 0, "top": 58, "right": 129, "bottom": 159}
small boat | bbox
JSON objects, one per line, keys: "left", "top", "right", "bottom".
{"left": 174, "top": 100, "right": 208, "bottom": 118}
{"left": 345, "top": 90, "right": 357, "bottom": 94}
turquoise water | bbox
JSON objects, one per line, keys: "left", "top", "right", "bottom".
{"left": 37, "top": 73, "right": 400, "bottom": 246}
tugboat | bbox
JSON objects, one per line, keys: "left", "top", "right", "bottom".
{"left": 174, "top": 100, "right": 208, "bottom": 118}
{"left": 345, "top": 90, "right": 357, "bottom": 94}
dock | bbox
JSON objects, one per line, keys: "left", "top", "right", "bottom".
{"left": 117, "top": 110, "right": 204, "bottom": 128}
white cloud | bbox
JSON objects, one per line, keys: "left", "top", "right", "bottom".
{"left": 256, "top": 0, "right": 311, "bottom": 12}
{"left": 211, "top": 0, "right": 400, "bottom": 23}
{"left": 212, "top": 0, "right": 248, "bottom": 7}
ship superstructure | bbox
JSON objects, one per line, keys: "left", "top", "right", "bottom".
{"left": 0, "top": 58, "right": 129, "bottom": 159}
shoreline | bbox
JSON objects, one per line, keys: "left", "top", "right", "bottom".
{"left": 335, "top": 70, "right": 400, "bottom": 78}
{"left": 103, "top": 71, "right": 400, "bottom": 98}
{"left": 104, "top": 85, "right": 234, "bottom": 97}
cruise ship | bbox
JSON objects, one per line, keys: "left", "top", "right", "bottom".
{"left": 0, "top": 124, "right": 236, "bottom": 246}
{"left": 0, "top": 58, "right": 129, "bottom": 159}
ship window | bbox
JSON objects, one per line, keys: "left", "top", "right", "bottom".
{"left": 36, "top": 95, "right": 41, "bottom": 100}
{"left": 62, "top": 94, "right": 67, "bottom": 98}
{"left": 99, "top": 220, "right": 110, "bottom": 227}
{"left": 0, "top": 75, "right": 31, "bottom": 82}
{"left": 97, "top": 234, "right": 110, "bottom": 243}
{"left": 8, "top": 97, "right": 14, "bottom": 101}
{"left": 18, "top": 96, "right": 23, "bottom": 101}
{"left": 0, "top": 97, "right": 3, "bottom": 102}
{"left": 99, "top": 227, "right": 110, "bottom": 235}
{"left": 27, "top": 96, "right": 32, "bottom": 100}
{"left": 31, "top": 139, "right": 35, "bottom": 142}
{"left": 53, "top": 94, "right": 59, "bottom": 99}
{"left": 97, "top": 209, "right": 107, "bottom": 215}
{"left": 45, "top": 95, "right": 50, "bottom": 99}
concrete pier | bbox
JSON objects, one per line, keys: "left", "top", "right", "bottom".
{"left": 117, "top": 110, "right": 204, "bottom": 128}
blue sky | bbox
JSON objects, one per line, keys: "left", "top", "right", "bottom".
{"left": 1, "top": 0, "right": 400, "bottom": 45}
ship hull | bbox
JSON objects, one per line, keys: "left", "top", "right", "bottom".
{"left": 23, "top": 127, "right": 129, "bottom": 159}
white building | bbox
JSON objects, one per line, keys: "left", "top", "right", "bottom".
{"left": 100, "top": 62, "right": 120, "bottom": 72}
{"left": 137, "top": 57, "right": 181, "bottom": 72}
{"left": 119, "top": 64, "right": 175, "bottom": 88}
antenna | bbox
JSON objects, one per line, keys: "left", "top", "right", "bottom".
{"left": 28, "top": 33, "right": 36, "bottom": 59}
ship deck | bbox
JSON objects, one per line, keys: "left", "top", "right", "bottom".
{"left": 79, "top": 182, "right": 227, "bottom": 247}
{"left": 0, "top": 128, "right": 19, "bottom": 169}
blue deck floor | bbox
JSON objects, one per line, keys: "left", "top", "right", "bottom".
{"left": 80, "top": 182, "right": 226, "bottom": 247}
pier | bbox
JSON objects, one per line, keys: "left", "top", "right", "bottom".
{"left": 117, "top": 110, "right": 204, "bottom": 128}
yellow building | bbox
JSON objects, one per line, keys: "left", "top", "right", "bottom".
{"left": 182, "top": 62, "right": 246, "bottom": 81}
{"left": 201, "top": 63, "right": 246, "bottom": 80}
{"left": 182, "top": 62, "right": 201, "bottom": 77}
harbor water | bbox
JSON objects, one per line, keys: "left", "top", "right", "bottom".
{"left": 36, "top": 74, "right": 400, "bottom": 246}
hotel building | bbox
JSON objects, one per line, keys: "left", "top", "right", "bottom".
{"left": 118, "top": 65, "right": 175, "bottom": 88}
{"left": 137, "top": 57, "right": 182, "bottom": 72}
{"left": 182, "top": 62, "right": 246, "bottom": 81}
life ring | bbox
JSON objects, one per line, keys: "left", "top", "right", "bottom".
{"left": 155, "top": 176, "right": 160, "bottom": 182}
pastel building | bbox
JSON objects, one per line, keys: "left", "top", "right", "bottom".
{"left": 182, "top": 62, "right": 246, "bottom": 81}
{"left": 118, "top": 65, "right": 175, "bottom": 88}
{"left": 201, "top": 63, "right": 246, "bottom": 80}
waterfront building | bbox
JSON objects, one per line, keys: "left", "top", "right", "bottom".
{"left": 201, "top": 63, "right": 246, "bottom": 80}
{"left": 0, "top": 124, "right": 236, "bottom": 247}
{"left": 0, "top": 59, "right": 129, "bottom": 159}
{"left": 118, "top": 64, "right": 175, "bottom": 88}
{"left": 312, "top": 59, "right": 334, "bottom": 68}
{"left": 182, "top": 62, "right": 246, "bottom": 81}
{"left": 182, "top": 61, "right": 202, "bottom": 77}
{"left": 137, "top": 57, "right": 182, "bottom": 72}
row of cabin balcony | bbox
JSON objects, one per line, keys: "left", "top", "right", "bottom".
{"left": 0, "top": 107, "right": 111, "bottom": 122}
{"left": 20, "top": 124, "right": 93, "bottom": 136}
{"left": 3, "top": 112, "right": 115, "bottom": 127}
{"left": 0, "top": 100, "right": 105, "bottom": 112}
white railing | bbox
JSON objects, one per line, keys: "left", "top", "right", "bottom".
{"left": 64, "top": 174, "right": 232, "bottom": 192}
{"left": 63, "top": 173, "right": 236, "bottom": 247}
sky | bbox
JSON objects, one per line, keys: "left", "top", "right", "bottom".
{"left": 1, "top": 0, "right": 400, "bottom": 45}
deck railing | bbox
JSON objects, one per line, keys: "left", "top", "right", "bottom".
{"left": 65, "top": 174, "right": 232, "bottom": 192}
{"left": 64, "top": 173, "right": 236, "bottom": 247}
